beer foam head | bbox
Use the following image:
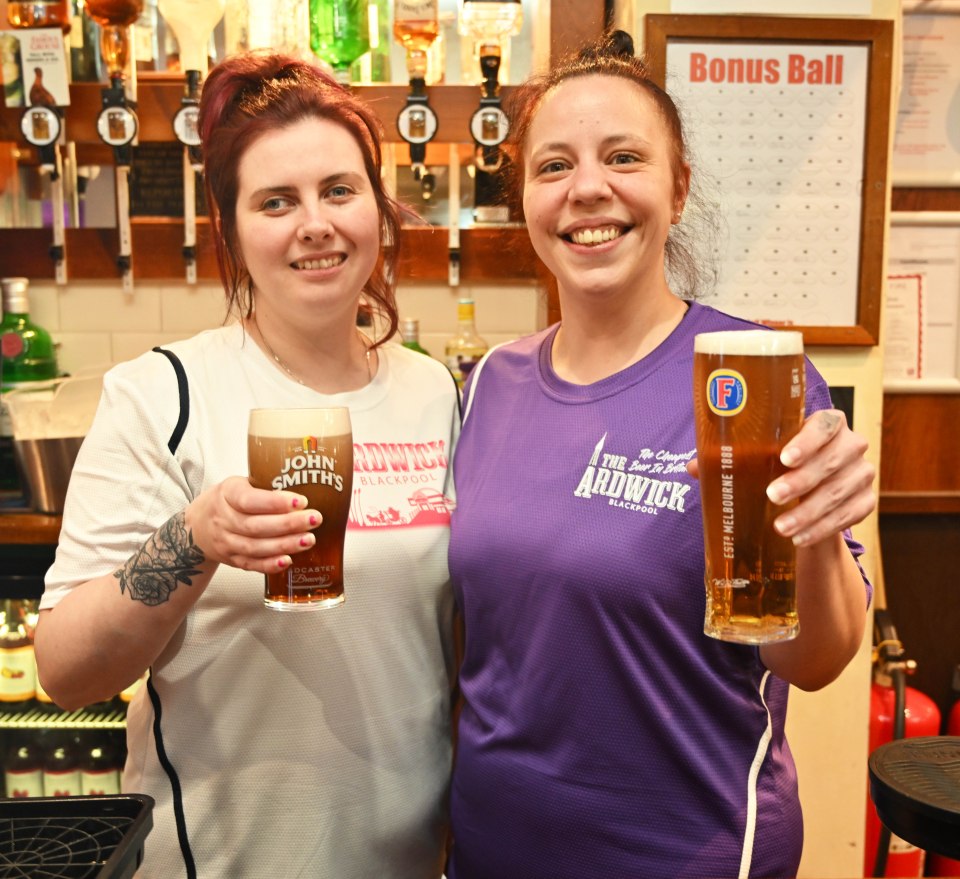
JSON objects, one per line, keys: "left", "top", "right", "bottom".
{"left": 694, "top": 330, "right": 804, "bottom": 356}
{"left": 249, "top": 407, "right": 352, "bottom": 438}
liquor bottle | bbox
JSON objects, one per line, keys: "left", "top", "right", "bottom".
{"left": 80, "top": 734, "right": 122, "bottom": 795}
{"left": 309, "top": 0, "right": 369, "bottom": 84}
{"left": 393, "top": 0, "right": 438, "bottom": 81}
{"left": 43, "top": 733, "right": 82, "bottom": 797}
{"left": 0, "top": 599, "right": 37, "bottom": 710}
{"left": 158, "top": 0, "right": 225, "bottom": 75}
{"left": 84, "top": 0, "right": 144, "bottom": 80}
{"left": 70, "top": 0, "right": 104, "bottom": 81}
{"left": 350, "top": 0, "right": 390, "bottom": 83}
{"left": 6, "top": 0, "right": 71, "bottom": 29}
{"left": 1, "top": 277, "right": 59, "bottom": 493}
{"left": 444, "top": 299, "right": 488, "bottom": 388}
{"left": 400, "top": 317, "right": 430, "bottom": 356}
{"left": 4, "top": 737, "right": 44, "bottom": 798}
{"left": 457, "top": 0, "right": 521, "bottom": 83}
{"left": 132, "top": 0, "right": 159, "bottom": 71}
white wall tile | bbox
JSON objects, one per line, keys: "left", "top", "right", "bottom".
{"left": 111, "top": 332, "right": 192, "bottom": 364}
{"left": 53, "top": 332, "right": 112, "bottom": 375}
{"left": 160, "top": 283, "right": 231, "bottom": 333}
{"left": 22, "top": 282, "right": 61, "bottom": 332}
{"left": 58, "top": 282, "right": 162, "bottom": 333}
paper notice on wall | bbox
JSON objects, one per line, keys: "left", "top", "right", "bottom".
{"left": 886, "top": 220, "right": 960, "bottom": 385}
{"left": 665, "top": 41, "right": 869, "bottom": 327}
{"left": 0, "top": 28, "right": 69, "bottom": 109}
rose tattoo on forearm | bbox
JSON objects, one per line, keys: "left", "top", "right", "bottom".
{"left": 114, "top": 512, "right": 206, "bottom": 606}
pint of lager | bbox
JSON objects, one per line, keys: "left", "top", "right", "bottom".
{"left": 693, "top": 330, "right": 805, "bottom": 644}
{"left": 248, "top": 407, "right": 353, "bottom": 610}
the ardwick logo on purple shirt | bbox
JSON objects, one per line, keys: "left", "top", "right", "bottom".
{"left": 573, "top": 433, "right": 693, "bottom": 515}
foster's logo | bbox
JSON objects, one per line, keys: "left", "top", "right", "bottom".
{"left": 706, "top": 369, "right": 747, "bottom": 416}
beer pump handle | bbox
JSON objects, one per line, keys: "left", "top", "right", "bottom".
{"left": 448, "top": 144, "right": 460, "bottom": 288}
{"left": 173, "top": 70, "right": 203, "bottom": 285}
{"left": 49, "top": 143, "right": 67, "bottom": 285}
{"left": 115, "top": 165, "right": 133, "bottom": 292}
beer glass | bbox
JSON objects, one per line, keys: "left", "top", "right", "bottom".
{"left": 248, "top": 407, "right": 353, "bottom": 611}
{"left": 693, "top": 330, "right": 805, "bottom": 644}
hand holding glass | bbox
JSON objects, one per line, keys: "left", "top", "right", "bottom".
{"left": 247, "top": 407, "right": 353, "bottom": 611}
{"left": 693, "top": 330, "right": 805, "bottom": 644}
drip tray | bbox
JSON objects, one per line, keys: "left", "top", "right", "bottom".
{"left": 0, "top": 795, "right": 154, "bottom": 879}
{"left": 868, "top": 735, "right": 960, "bottom": 860}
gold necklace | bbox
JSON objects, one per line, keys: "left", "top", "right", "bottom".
{"left": 254, "top": 317, "right": 372, "bottom": 387}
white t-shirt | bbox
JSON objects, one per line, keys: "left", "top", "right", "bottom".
{"left": 43, "top": 324, "right": 460, "bottom": 879}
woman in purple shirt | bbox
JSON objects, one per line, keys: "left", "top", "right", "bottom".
{"left": 447, "top": 31, "right": 876, "bottom": 879}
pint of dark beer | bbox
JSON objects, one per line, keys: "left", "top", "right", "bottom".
{"left": 248, "top": 407, "right": 353, "bottom": 610}
{"left": 693, "top": 330, "right": 805, "bottom": 644}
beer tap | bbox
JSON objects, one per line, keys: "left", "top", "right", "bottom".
{"left": 397, "top": 77, "right": 438, "bottom": 200}
{"left": 469, "top": 41, "right": 510, "bottom": 223}
{"left": 393, "top": 0, "right": 439, "bottom": 198}
{"left": 87, "top": 0, "right": 144, "bottom": 293}
{"left": 20, "top": 101, "right": 68, "bottom": 284}
{"left": 448, "top": 144, "right": 460, "bottom": 288}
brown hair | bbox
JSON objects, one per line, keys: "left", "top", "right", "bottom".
{"left": 198, "top": 52, "right": 401, "bottom": 344}
{"left": 505, "top": 30, "right": 717, "bottom": 298}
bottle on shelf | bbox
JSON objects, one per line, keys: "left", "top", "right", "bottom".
{"left": 84, "top": 0, "right": 144, "bottom": 81}
{"left": 400, "top": 317, "right": 431, "bottom": 356}
{"left": 132, "top": 0, "right": 160, "bottom": 71}
{"left": 349, "top": 0, "right": 391, "bottom": 83}
{"left": 43, "top": 731, "right": 82, "bottom": 797}
{"left": 70, "top": 0, "right": 104, "bottom": 81}
{"left": 4, "top": 736, "right": 44, "bottom": 798}
{"left": 457, "top": 0, "right": 522, "bottom": 82}
{"left": 0, "top": 599, "right": 38, "bottom": 710}
{"left": 80, "top": 733, "right": 122, "bottom": 795}
{"left": 1, "top": 277, "right": 60, "bottom": 494}
{"left": 444, "top": 298, "right": 488, "bottom": 388}
{"left": 6, "top": 0, "right": 71, "bottom": 30}
{"left": 308, "top": 0, "right": 369, "bottom": 84}
{"left": 394, "top": 0, "right": 439, "bottom": 82}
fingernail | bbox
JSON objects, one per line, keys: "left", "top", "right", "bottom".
{"left": 309, "top": 514, "right": 318, "bottom": 527}
{"left": 766, "top": 482, "right": 789, "bottom": 505}
{"left": 781, "top": 446, "right": 801, "bottom": 467}
{"left": 299, "top": 536, "right": 313, "bottom": 547}
{"left": 775, "top": 514, "right": 796, "bottom": 536}
{"left": 291, "top": 497, "right": 301, "bottom": 509}
{"left": 792, "top": 533, "right": 808, "bottom": 547}
{"left": 277, "top": 557, "right": 288, "bottom": 568}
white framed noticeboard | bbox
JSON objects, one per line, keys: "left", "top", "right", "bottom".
{"left": 885, "top": 212, "right": 960, "bottom": 393}
{"left": 644, "top": 15, "right": 894, "bottom": 346}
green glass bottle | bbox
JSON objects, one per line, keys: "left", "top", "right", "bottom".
{"left": 400, "top": 317, "right": 431, "bottom": 357}
{"left": 1, "top": 278, "right": 59, "bottom": 493}
{"left": 308, "top": 0, "right": 370, "bottom": 84}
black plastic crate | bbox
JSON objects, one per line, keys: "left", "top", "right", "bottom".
{"left": 0, "top": 795, "right": 153, "bottom": 879}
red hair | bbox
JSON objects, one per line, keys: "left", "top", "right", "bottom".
{"left": 198, "top": 52, "right": 401, "bottom": 344}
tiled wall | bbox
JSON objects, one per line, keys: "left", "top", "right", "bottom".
{"left": 26, "top": 279, "right": 548, "bottom": 375}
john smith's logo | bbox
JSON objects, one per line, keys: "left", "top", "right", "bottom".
{"left": 707, "top": 369, "right": 746, "bottom": 416}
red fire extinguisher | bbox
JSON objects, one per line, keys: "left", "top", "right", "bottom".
{"left": 864, "top": 610, "right": 941, "bottom": 878}
{"left": 925, "top": 665, "right": 960, "bottom": 878}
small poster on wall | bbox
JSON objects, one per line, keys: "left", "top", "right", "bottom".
{"left": 0, "top": 27, "right": 70, "bottom": 109}
{"left": 885, "top": 213, "right": 960, "bottom": 392}
{"left": 893, "top": 3, "right": 960, "bottom": 186}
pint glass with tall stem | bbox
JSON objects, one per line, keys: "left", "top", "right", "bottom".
{"left": 248, "top": 407, "right": 353, "bottom": 610}
{"left": 693, "top": 330, "right": 805, "bottom": 644}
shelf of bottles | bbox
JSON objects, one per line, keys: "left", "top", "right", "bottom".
{"left": 0, "top": 0, "right": 561, "bottom": 282}
{"left": 1, "top": 598, "right": 131, "bottom": 798}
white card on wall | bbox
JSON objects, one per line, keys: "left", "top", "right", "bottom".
{"left": 665, "top": 41, "right": 870, "bottom": 328}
